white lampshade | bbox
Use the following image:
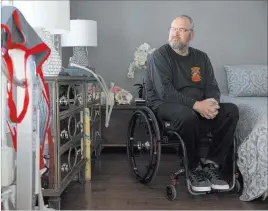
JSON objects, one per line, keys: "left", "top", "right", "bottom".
{"left": 61, "top": 20, "right": 98, "bottom": 47}
{"left": 12, "top": 1, "right": 70, "bottom": 34}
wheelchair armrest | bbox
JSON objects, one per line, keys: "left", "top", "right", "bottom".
{"left": 135, "top": 98, "right": 146, "bottom": 106}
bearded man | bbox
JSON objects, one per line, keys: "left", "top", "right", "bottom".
{"left": 146, "top": 15, "right": 239, "bottom": 192}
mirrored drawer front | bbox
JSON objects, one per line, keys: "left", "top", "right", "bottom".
{"left": 58, "top": 83, "right": 85, "bottom": 111}
{"left": 60, "top": 145, "right": 82, "bottom": 181}
{"left": 59, "top": 110, "right": 83, "bottom": 147}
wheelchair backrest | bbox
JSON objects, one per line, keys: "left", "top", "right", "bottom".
{"left": 140, "top": 55, "right": 156, "bottom": 107}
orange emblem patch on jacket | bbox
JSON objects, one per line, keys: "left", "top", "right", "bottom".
{"left": 191, "top": 66, "right": 201, "bottom": 82}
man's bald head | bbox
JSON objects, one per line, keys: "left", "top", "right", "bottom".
{"left": 172, "top": 15, "right": 194, "bottom": 31}
{"left": 168, "top": 15, "right": 195, "bottom": 54}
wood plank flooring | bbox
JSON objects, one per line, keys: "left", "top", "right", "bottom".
{"left": 61, "top": 149, "right": 268, "bottom": 210}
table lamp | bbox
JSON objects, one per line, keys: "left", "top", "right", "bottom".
{"left": 12, "top": 0, "right": 70, "bottom": 76}
{"left": 61, "top": 19, "right": 97, "bottom": 68}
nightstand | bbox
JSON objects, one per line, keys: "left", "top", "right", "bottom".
{"left": 100, "top": 104, "right": 138, "bottom": 147}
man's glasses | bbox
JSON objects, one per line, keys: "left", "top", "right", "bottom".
{"left": 169, "top": 27, "right": 193, "bottom": 33}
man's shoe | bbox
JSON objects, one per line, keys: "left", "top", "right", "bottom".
{"left": 189, "top": 167, "right": 211, "bottom": 192}
{"left": 203, "top": 163, "right": 230, "bottom": 190}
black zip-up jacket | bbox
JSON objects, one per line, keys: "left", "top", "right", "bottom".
{"left": 146, "top": 44, "right": 220, "bottom": 110}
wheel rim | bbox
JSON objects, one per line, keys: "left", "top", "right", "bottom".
{"left": 144, "top": 112, "right": 161, "bottom": 184}
{"left": 127, "top": 110, "right": 160, "bottom": 183}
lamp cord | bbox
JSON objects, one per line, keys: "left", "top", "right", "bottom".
{"left": 70, "top": 63, "right": 114, "bottom": 127}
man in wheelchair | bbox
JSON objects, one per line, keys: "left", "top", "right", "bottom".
{"left": 145, "top": 15, "right": 239, "bottom": 192}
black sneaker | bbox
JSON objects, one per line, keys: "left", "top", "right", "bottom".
{"left": 203, "top": 163, "right": 230, "bottom": 190}
{"left": 189, "top": 167, "right": 211, "bottom": 192}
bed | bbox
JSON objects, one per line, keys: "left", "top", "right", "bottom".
{"left": 221, "top": 94, "right": 268, "bottom": 201}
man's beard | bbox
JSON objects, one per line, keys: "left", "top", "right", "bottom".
{"left": 169, "top": 40, "right": 188, "bottom": 51}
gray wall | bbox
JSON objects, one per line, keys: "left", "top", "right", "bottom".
{"left": 64, "top": 0, "right": 267, "bottom": 97}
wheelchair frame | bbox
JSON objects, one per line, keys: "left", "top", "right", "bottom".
{"left": 127, "top": 105, "right": 242, "bottom": 201}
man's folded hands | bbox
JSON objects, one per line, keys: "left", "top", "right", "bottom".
{"left": 193, "top": 98, "right": 220, "bottom": 119}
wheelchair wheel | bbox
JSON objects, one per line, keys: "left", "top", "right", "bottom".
{"left": 127, "top": 108, "right": 161, "bottom": 184}
{"left": 166, "top": 185, "right": 177, "bottom": 201}
{"left": 235, "top": 178, "right": 241, "bottom": 193}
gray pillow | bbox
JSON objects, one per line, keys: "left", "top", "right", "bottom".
{"left": 224, "top": 65, "right": 268, "bottom": 97}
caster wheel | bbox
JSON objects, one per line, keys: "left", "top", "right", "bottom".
{"left": 166, "top": 185, "right": 177, "bottom": 201}
{"left": 235, "top": 179, "right": 241, "bottom": 193}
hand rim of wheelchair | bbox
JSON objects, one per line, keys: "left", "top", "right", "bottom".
{"left": 127, "top": 106, "right": 161, "bottom": 184}
{"left": 127, "top": 106, "right": 242, "bottom": 197}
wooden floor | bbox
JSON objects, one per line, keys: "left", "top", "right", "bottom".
{"left": 61, "top": 149, "right": 268, "bottom": 210}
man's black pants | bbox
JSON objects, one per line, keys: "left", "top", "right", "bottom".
{"left": 155, "top": 102, "right": 239, "bottom": 170}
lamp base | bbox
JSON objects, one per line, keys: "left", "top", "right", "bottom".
{"left": 35, "top": 28, "right": 62, "bottom": 76}
{"left": 69, "top": 47, "right": 90, "bottom": 68}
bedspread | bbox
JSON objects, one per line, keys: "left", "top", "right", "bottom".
{"left": 221, "top": 95, "right": 268, "bottom": 201}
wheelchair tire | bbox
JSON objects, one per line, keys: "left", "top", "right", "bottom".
{"left": 166, "top": 185, "right": 177, "bottom": 201}
{"left": 235, "top": 178, "right": 241, "bottom": 193}
{"left": 127, "top": 108, "right": 161, "bottom": 184}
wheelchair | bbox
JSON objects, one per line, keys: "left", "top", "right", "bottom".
{"left": 126, "top": 103, "right": 242, "bottom": 201}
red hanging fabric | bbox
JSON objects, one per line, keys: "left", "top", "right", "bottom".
{"left": 1, "top": 9, "right": 52, "bottom": 169}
